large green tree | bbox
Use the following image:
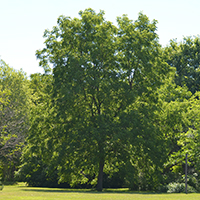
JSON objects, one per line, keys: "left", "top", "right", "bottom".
{"left": 36, "top": 9, "right": 170, "bottom": 191}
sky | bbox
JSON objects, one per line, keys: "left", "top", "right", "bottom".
{"left": 1, "top": 0, "right": 200, "bottom": 77}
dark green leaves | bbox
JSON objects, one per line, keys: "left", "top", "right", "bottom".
{"left": 34, "top": 9, "right": 171, "bottom": 190}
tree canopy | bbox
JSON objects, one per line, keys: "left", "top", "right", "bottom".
{"left": 0, "top": 59, "right": 30, "bottom": 181}
{"left": 35, "top": 8, "right": 171, "bottom": 191}
{"left": 166, "top": 37, "right": 200, "bottom": 94}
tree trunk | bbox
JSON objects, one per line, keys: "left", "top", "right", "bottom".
{"left": 96, "top": 158, "right": 104, "bottom": 191}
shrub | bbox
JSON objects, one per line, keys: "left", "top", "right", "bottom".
{"left": 0, "top": 180, "right": 3, "bottom": 191}
{"left": 167, "top": 182, "right": 196, "bottom": 193}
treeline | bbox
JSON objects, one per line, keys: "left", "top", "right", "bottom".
{"left": 1, "top": 8, "right": 200, "bottom": 192}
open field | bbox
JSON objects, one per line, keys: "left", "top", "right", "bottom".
{"left": 1, "top": 183, "right": 200, "bottom": 200}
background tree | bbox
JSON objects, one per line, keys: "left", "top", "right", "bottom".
{"left": 164, "top": 91, "right": 200, "bottom": 192}
{"left": 0, "top": 59, "right": 30, "bottom": 182}
{"left": 0, "top": 84, "right": 10, "bottom": 180}
{"left": 36, "top": 9, "right": 171, "bottom": 191}
{"left": 161, "top": 38, "right": 200, "bottom": 190}
{"left": 16, "top": 73, "right": 61, "bottom": 187}
{"left": 166, "top": 37, "right": 200, "bottom": 94}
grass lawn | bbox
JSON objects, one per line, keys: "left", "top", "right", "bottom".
{"left": 0, "top": 183, "right": 200, "bottom": 200}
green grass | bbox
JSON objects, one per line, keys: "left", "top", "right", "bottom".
{"left": 1, "top": 183, "right": 200, "bottom": 200}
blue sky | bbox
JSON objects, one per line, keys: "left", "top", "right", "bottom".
{"left": 1, "top": 0, "right": 200, "bottom": 77}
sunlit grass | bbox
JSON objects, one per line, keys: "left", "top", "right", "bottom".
{"left": 0, "top": 183, "right": 200, "bottom": 200}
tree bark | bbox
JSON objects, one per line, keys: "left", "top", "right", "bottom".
{"left": 96, "top": 158, "right": 104, "bottom": 191}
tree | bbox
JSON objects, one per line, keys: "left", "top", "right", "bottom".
{"left": 16, "top": 73, "right": 56, "bottom": 186}
{"left": 164, "top": 91, "right": 200, "bottom": 191}
{"left": 160, "top": 38, "right": 200, "bottom": 189}
{"left": 166, "top": 37, "right": 200, "bottom": 94}
{"left": 151, "top": 62, "right": 200, "bottom": 191}
{"left": 0, "top": 59, "right": 30, "bottom": 181}
{"left": 36, "top": 9, "right": 171, "bottom": 191}
{"left": 0, "top": 84, "right": 10, "bottom": 180}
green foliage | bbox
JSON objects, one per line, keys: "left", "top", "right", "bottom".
{"left": 0, "top": 180, "right": 3, "bottom": 191}
{"left": 34, "top": 8, "right": 171, "bottom": 191}
{"left": 15, "top": 155, "right": 67, "bottom": 188}
{"left": 161, "top": 88, "right": 200, "bottom": 191}
{"left": 15, "top": 8, "right": 200, "bottom": 192}
{"left": 167, "top": 182, "right": 196, "bottom": 193}
{"left": 0, "top": 59, "right": 31, "bottom": 182}
{"left": 16, "top": 73, "right": 55, "bottom": 186}
{"left": 166, "top": 37, "right": 200, "bottom": 94}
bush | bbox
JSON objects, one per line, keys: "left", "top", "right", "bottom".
{"left": 0, "top": 180, "right": 3, "bottom": 191}
{"left": 187, "top": 173, "right": 200, "bottom": 192}
{"left": 167, "top": 182, "right": 196, "bottom": 193}
{"left": 157, "top": 185, "right": 168, "bottom": 193}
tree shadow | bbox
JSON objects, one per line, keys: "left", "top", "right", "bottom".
{"left": 21, "top": 188, "right": 96, "bottom": 193}
{"left": 21, "top": 187, "right": 161, "bottom": 194}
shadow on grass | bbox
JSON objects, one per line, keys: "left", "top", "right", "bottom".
{"left": 21, "top": 188, "right": 160, "bottom": 194}
{"left": 2, "top": 181, "right": 17, "bottom": 185}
